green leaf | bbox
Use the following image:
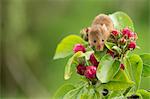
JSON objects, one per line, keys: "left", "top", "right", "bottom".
{"left": 128, "top": 54, "right": 143, "bottom": 90}
{"left": 77, "top": 87, "right": 88, "bottom": 99}
{"left": 96, "top": 54, "right": 120, "bottom": 83}
{"left": 53, "top": 35, "right": 86, "bottom": 60}
{"left": 140, "top": 53, "right": 150, "bottom": 77}
{"left": 108, "top": 91, "right": 124, "bottom": 99}
{"left": 141, "top": 64, "right": 150, "bottom": 77}
{"left": 77, "top": 86, "right": 101, "bottom": 99}
{"left": 112, "top": 69, "right": 135, "bottom": 89}
{"left": 112, "top": 46, "right": 122, "bottom": 54}
{"left": 81, "top": 88, "right": 95, "bottom": 99}
{"left": 109, "top": 96, "right": 125, "bottom": 99}
{"left": 112, "top": 69, "right": 135, "bottom": 92}
{"left": 104, "top": 42, "right": 116, "bottom": 50}
{"left": 63, "top": 87, "right": 82, "bottom": 99}
{"left": 123, "top": 57, "right": 133, "bottom": 81}
{"left": 109, "top": 11, "right": 134, "bottom": 31}
{"left": 98, "top": 70, "right": 135, "bottom": 91}
{"left": 64, "top": 51, "right": 83, "bottom": 80}
{"left": 98, "top": 81, "right": 134, "bottom": 91}
{"left": 113, "top": 69, "right": 133, "bottom": 83}
{"left": 63, "top": 83, "right": 88, "bottom": 99}
{"left": 94, "top": 91, "right": 101, "bottom": 99}
{"left": 84, "top": 51, "right": 94, "bottom": 60}
{"left": 79, "top": 93, "right": 89, "bottom": 99}
{"left": 94, "top": 48, "right": 107, "bottom": 61}
{"left": 137, "top": 89, "right": 150, "bottom": 99}
{"left": 53, "top": 84, "right": 75, "bottom": 99}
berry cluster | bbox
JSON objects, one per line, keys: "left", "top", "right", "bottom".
{"left": 111, "top": 27, "right": 137, "bottom": 50}
{"left": 53, "top": 12, "right": 148, "bottom": 98}
{"left": 73, "top": 44, "right": 99, "bottom": 80}
{"left": 73, "top": 28, "right": 138, "bottom": 80}
{"left": 108, "top": 27, "right": 138, "bottom": 69}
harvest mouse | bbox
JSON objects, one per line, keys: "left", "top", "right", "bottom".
{"left": 88, "top": 14, "right": 114, "bottom": 51}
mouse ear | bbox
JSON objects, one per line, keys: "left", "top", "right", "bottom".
{"left": 102, "top": 24, "right": 108, "bottom": 32}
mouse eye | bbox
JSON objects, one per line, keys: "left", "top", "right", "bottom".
{"left": 102, "top": 39, "right": 104, "bottom": 42}
{"left": 93, "top": 39, "right": 97, "bottom": 43}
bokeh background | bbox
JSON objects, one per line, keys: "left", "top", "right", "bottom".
{"left": 1, "top": 0, "right": 150, "bottom": 98}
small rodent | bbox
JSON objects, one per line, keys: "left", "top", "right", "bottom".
{"left": 81, "top": 14, "right": 114, "bottom": 51}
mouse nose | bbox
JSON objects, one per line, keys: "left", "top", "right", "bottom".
{"left": 97, "top": 45, "right": 101, "bottom": 49}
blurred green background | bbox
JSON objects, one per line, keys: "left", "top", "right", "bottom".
{"left": 1, "top": 0, "right": 150, "bottom": 98}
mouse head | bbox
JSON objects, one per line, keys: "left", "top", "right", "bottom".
{"left": 88, "top": 24, "right": 110, "bottom": 51}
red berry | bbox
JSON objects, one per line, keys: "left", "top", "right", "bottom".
{"left": 107, "top": 50, "right": 114, "bottom": 57}
{"left": 120, "top": 37, "right": 127, "bottom": 44}
{"left": 122, "top": 28, "right": 130, "bottom": 35}
{"left": 122, "top": 28, "right": 132, "bottom": 38}
{"left": 128, "top": 32, "right": 134, "bottom": 38}
{"left": 112, "top": 29, "right": 119, "bottom": 36}
{"left": 128, "top": 41, "right": 136, "bottom": 49}
{"left": 120, "top": 63, "right": 125, "bottom": 70}
{"left": 89, "top": 53, "right": 99, "bottom": 67}
{"left": 76, "top": 64, "right": 86, "bottom": 75}
{"left": 73, "top": 44, "right": 86, "bottom": 53}
{"left": 84, "top": 66, "right": 97, "bottom": 79}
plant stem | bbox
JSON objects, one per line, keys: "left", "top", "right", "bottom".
{"left": 85, "top": 59, "right": 89, "bottom": 66}
{"left": 123, "top": 87, "right": 132, "bottom": 96}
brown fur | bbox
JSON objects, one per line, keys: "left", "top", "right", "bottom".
{"left": 80, "top": 27, "right": 90, "bottom": 41}
{"left": 88, "top": 14, "right": 114, "bottom": 51}
{"left": 91, "top": 14, "right": 114, "bottom": 32}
